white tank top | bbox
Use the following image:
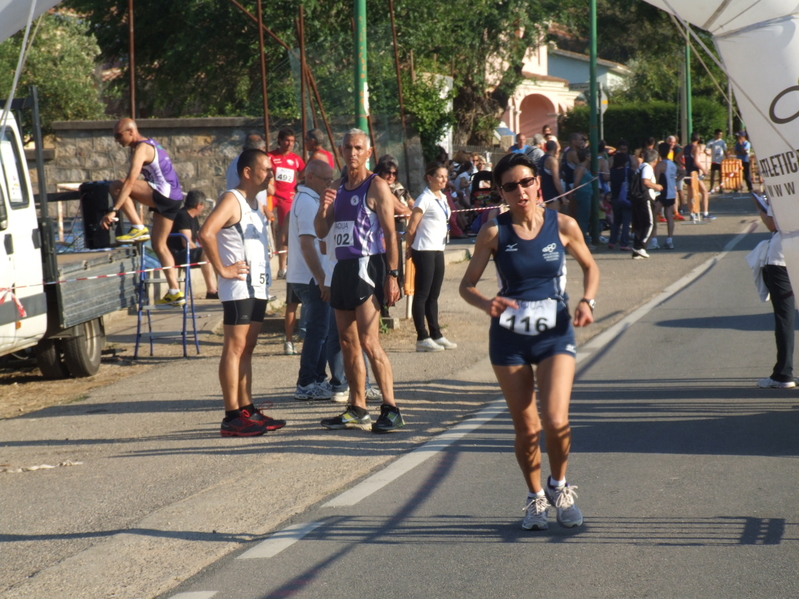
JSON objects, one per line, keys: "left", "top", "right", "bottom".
{"left": 216, "top": 189, "right": 271, "bottom": 301}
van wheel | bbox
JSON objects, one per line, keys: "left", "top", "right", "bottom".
{"left": 62, "top": 318, "right": 106, "bottom": 378}
{"left": 35, "top": 338, "right": 71, "bottom": 380}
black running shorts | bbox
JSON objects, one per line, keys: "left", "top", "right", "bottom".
{"left": 148, "top": 187, "right": 183, "bottom": 220}
{"left": 222, "top": 298, "right": 267, "bottom": 326}
{"left": 330, "top": 255, "right": 386, "bottom": 311}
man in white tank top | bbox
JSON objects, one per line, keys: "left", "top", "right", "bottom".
{"left": 199, "top": 150, "right": 286, "bottom": 437}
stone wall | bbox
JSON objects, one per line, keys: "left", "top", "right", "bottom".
{"left": 45, "top": 117, "right": 426, "bottom": 199}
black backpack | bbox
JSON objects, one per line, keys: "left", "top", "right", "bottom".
{"left": 627, "top": 165, "right": 648, "bottom": 205}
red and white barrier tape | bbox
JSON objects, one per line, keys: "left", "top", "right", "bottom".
{"left": 0, "top": 288, "right": 28, "bottom": 318}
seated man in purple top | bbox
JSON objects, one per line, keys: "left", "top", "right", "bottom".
{"left": 314, "top": 128, "right": 405, "bottom": 433}
{"left": 101, "top": 118, "right": 186, "bottom": 306}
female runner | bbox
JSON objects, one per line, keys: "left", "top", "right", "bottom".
{"left": 459, "top": 152, "right": 599, "bottom": 530}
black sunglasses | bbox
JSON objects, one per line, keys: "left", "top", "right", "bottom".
{"left": 500, "top": 176, "right": 537, "bottom": 193}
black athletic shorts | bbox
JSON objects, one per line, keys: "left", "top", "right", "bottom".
{"left": 148, "top": 187, "right": 183, "bottom": 220}
{"left": 657, "top": 196, "right": 676, "bottom": 208}
{"left": 286, "top": 283, "right": 302, "bottom": 305}
{"left": 330, "top": 254, "right": 386, "bottom": 311}
{"left": 170, "top": 247, "right": 203, "bottom": 266}
{"left": 711, "top": 163, "right": 721, "bottom": 172}
{"left": 222, "top": 298, "right": 267, "bottom": 326}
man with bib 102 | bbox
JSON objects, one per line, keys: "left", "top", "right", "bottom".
{"left": 314, "top": 128, "right": 405, "bottom": 433}
{"left": 460, "top": 152, "right": 599, "bottom": 531}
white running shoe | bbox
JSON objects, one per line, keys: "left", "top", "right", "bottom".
{"left": 365, "top": 384, "right": 383, "bottom": 403}
{"left": 647, "top": 239, "right": 660, "bottom": 250}
{"left": 632, "top": 248, "right": 650, "bottom": 259}
{"left": 283, "top": 341, "right": 296, "bottom": 355}
{"left": 522, "top": 495, "right": 550, "bottom": 531}
{"left": 331, "top": 388, "right": 350, "bottom": 403}
{"left": 757, "top": 377, "right": 797, "bottom": 389}
{"left": 433, "top": 336, "right": 458, "bottom": 350}
{"left": 416, "top": 338, "right": 445, "bottom": 352}
{"left": 545, "top": 483, "right": 583, "bottom": 528}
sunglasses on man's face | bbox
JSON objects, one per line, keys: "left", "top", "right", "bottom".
{"left": 500, "top": 176, "right": 537, "bottom": 193}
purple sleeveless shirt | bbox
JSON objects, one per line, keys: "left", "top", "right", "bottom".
{"left": 333, "top": 173, "right": 385, "bottom": 260}
{"left": 138, "top": 138, "right": 183, "bottom": 201}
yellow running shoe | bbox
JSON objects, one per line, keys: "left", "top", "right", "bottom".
{"left": 155, "top": 291, "right": 186, "bottom": 307}
{"left": 116, "top": 227, "right": 151, "bottom": 243}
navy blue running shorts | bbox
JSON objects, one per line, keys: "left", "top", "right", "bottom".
{"left": 489, "top": 302, "right": 576, "bottom": 366}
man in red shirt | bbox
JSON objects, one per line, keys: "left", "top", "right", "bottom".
{"left": 269, "top": 127, "right": 306, "bottom": 277}
{"left": 306, "top": 128, "right": 335, "bottom": 170}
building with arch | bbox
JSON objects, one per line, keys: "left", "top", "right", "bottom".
{"left": 500, "top": 42, "right": 631, "bottom": 143}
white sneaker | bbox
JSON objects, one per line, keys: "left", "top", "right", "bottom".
{"left": 277, "top": 269, "right": 287, "bottom": 279}
{"left": 433, "top": 336, "right": 458, "bottom": 350}
{"left": 632, "top": 248, "right": 650, "bottom": 259}
{"left": 647, "top": 239, "right": 660, "bottom": 250}
{"left": 365, "top": 384, "right": 383, "bottom": 403}
{"left": 283, "top": 341, "right": 296, "bottom": 355}
{"left": 416, "top": 338, "right": 445, "bottom": 352}
{"left": 294, "top": 382, "right": 333, "bottom": 401}
{"left": 757, "top": 377, "right": 797, "bottom": 389}
{"left": 331, "top": 387, "right": 350, "bottom": 403}
{"left": 545, "top": 483, "right": 583, "bottom": 528}
{"left": 522, "top": 495, "right": 550, "bottom": 531}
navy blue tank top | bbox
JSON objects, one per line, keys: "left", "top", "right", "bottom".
{"left": 684, "top": 143, "right": 698, "bottom": 173}
{"left": 494, "top": 209, "right": 567, "bottom": 302}
{"left": 538, "top": 155, "right": 559, "bottom": 202}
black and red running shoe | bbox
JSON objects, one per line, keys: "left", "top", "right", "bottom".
{"left": 250, "top": 407, "right": 286, "bottom": 431}
{"left": 220, "top": 410, "right": 268, "bottom": 437}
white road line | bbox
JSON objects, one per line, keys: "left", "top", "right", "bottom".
{"left": 579, "top": 220, "right": 757, "bottom": 359}
{"left": 169, "top": 592, "right": 218, "bottom": 599}
{"left": 237, "top": 521, "right": 326, "bottom": 559}
{"left": 322, "top": 400, "right": 508, "bottom": 508}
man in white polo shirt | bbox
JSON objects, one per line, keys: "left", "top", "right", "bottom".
{"left": 286, "top": 159, "right": 335, "bottom": 400}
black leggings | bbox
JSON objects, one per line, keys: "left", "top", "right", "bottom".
{"left": 411, "top": 250, "right": 445, "bottom": 341}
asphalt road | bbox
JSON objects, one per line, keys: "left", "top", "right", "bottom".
{"left": 3, "top": 195, "right": 796, "bottom": 599}
{"left": 158, "top": 216, "right": 799, "bottom": 599}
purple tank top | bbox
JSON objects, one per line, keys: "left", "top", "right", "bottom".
{"left": 138, "top": 138, "right": 183, "bottom": 201}
{"left": 333, "top": 173, "right": 385, "bottom": 260}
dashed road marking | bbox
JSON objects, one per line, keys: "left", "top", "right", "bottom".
{"left": 237, "top": 521, "right": 326, "bottom": 559}
{"left": 322, "top": 399, "right": 508, "bottom": 508}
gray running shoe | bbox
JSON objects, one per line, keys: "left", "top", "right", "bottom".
{"left": 321, "top": 407, "right": 372, "bottom": 430}
{"left": 522, "top": 495, "right": 550, "bottom": 531}
{"left": 294, "top": 382, "right": 333, "bottom": 401}
{"left": 545, "top": 483, "right": 583, "bottom": 528}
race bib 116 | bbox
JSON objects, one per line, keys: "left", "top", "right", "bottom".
{"left": 498, "top": 299, "right": 557, "bottom": 336}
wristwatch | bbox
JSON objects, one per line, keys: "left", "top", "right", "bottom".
{"left": 580, "top": 298, "right": 596, "bottom": 312}
{"left": 387, "top": 269, "right": 400, "bottom": 278}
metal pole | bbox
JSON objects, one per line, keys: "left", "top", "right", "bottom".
{"left": 128, "top": 0, "right": 135, "bottom": 119}
{"left": 389, "top": 0, "right": 412, "bottom": 189}
{"left": 588, "top": 0, "right": 600, "bottom": 244}
{"left": 227, "top": 0, "right": 339, "bottom": 168}
{"left": 354, "top": 0, "right": 369, "bottom": 132}
{"left": 256, "top": 0, "right": 270, "bottom": 147}
{"left": 728, "top": 78, "right": 734, "bottom": 136}
{"left": 298, "top": 8, "right": 307, "bottom": 162}
{"left": 685, "top": 40, "right": 693, "bottom": 138}
{"left": 598, "top": 85, "right": 604, "bottom": 141}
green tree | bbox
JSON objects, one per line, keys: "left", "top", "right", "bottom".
{"left": 66, "top": 0, "right": 574, "bottom": 144}
{"left": 0, "top": 12, "right": 105, "bottom": 137}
